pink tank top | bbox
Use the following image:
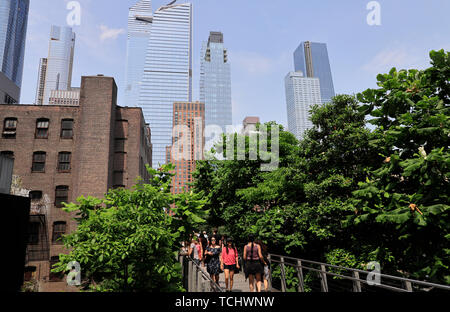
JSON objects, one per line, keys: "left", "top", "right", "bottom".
{"left": 222, "top": 247, "right": 237, "bottom": 265}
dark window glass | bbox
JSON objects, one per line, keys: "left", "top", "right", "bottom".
{"left": 1, "top": 151, "right": 14, "bottom": 159}
{"left": 52, "top": 221, "right": 66, "bottom": 244}
{"left": 61, "top": 119, "right": 73, "bottom": 139}
{"left": 55, "top": 186, "right": 69, "bottom": 208}
{"left": 3, "top": 118, "right": 17, "bottom": 138}
{"left": 32, "top": 152, "right": 46, "bottom": 172}
{"left": 29, "top": 191, "right": 43, "bottom": 201}
{"left": 49, "top": 256, "right": 63, "bottom": 282}
{"left": 24, "top": 266, "right": 36, "bottom": 282}
{"left": 58, "top": 152, "right": 71, "bottom": 172}
{"left": 28, "top": 222, "right": 40, "bottom": 245}
{"left": 35, "top": 119, "right": 49, "bottom": 139}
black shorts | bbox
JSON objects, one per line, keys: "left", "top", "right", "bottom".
{"left": 224, "top": 264, "right": 236, "bottom": 271}
{"left": 245, "top": 260, "right": 263, "bottom": 277}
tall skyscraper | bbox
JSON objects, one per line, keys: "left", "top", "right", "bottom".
{"left": 138, "top": 1, "right": 193, "bottom": 168}
{"left": 124, "top": 0, "right": 153, "bottom": 108}
{"left": 200, "top": 31, "right": 232, "bottom": 132}
{"left": 294, "top": 41, "right": 335, "bottom": 104}
{"left": 0, "top": 0, "right": 29, "bottom": 104}
{"left": 35, "top": 26, "right": 76, "bottom": 105}
{"left": 284, "top": 71, "right": 322, "bottom": 140}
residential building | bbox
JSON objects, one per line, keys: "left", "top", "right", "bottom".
{"left": 200, "top": 31, "right": 232, "bottom": 133}
{"left": 124, "top": 0, "right": 153, "bottom": 108}
{"left": 242, "top": 116, "right": 260, "bottom": 134}
{"left": 167, "top": 101, "right": 204, "bottom": 194}
{"left": 285, "top": 71, "right": 322, "bottom": 140}
{"left": 294, "top": 41, "right": 335, "bottom": 104}
{"left": 137, "top": 2, "right": 193, "bottom": 168}
{"left": 0, "top": 0, "right": 30, "bottom": 104}
{"left": 35, "top": 26, "right": 76, "bottom": 105}
{"left": 0, "top": 75, "right": 152, "bottom": 292}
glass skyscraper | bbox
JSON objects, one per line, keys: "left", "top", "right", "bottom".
{"left": 0, "top": 0, "right": 29, "bottom": 103}
{"left": 294, "top": 41, "right": 335, "bottom": 104}
{"left": 124, "top": 0, "right": 153, "bottom": 108}
{"left": 35, "top": 26, "right": 76, "bottom": 105}
{"left": 285, "top": 71, "right": 322, "bottom": 140}
{"left": 137, "top": 2, "right": 193, "bottom": 168}
{"left": 200, "top": 31, "right": 232, "bottom": 133}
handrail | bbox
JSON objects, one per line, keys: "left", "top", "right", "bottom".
{"left": 268, "top": 253, "right": 450, "bottom": 292}
{"left": 180, "top": 255, "right": 225, "bottom": 292}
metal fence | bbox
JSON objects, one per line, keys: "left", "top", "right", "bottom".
{"left": 268, "top": 254, "right": 450, "bottom": 293}
{"left": 179, "top": 255, "right": 225, "bottom": 292}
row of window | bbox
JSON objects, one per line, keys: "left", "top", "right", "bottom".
{"left": 28, "top": 221, "right": 66, "bottom": 245}
{"left": 28, "top": 186, "right": 69, "bottom": 208}
{"left": 2, "top": 118, "right": 74, "bottom": 139}
{"left": 31, "top": 151, "right": 71, "bottom": 173}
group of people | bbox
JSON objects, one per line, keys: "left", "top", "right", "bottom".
{"left": 181, "top": 231, "right": 270, "bottom": 292}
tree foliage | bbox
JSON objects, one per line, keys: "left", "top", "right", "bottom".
{"left": 192, "top": 50, "right": 450, "bottom": 284}
{"left": 53, "top": 165, "right": 207, "bottom": 292}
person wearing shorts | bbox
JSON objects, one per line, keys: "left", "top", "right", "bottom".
{"left": 220, "top": 238, "right": 240, "bottom": 292}
{"left": 243, "top": 235, "right": 266, "bottom": 292}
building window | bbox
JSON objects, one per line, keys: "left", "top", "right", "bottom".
{"left": 28, "top": 222, "right": 40, "bottom": 245}
{"left": 49, "top": 256, "right": 63, "bottom": 282}
{"left": 35, "top": 119, "right": 49, "bottom": 139}
{"left": 29, "top": 191, "right": 43, "bottom": 202}
{"left": 1, "top": 151, "right": 14, "bottom": 159}
{"left": 2, "top": 118, "right": 17, "bottom": 138}
{"left": 113, "top": 171, "right": 125, "bottom": 189}
{"left": 57, "top": 152, "right": 71, "bottom": 172}
{"left": 32, "top": 152, "right": 46, "bottom": 172}
{"left": 55, "top": 186, "right": 69, "bottom": 208}
{"left": 24, "top": 266, "right": 37, "bottom": 282}
{"left": 61, "top": 119, "right": 73, "bottom": 139}
{"left": 115, "top": 139, "right": 126, "bottom": 153}
{"left": 52, "top": 221, "right": 66, "bottom": 245}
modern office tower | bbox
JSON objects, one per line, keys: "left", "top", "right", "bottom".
{"left": 200, "top": 31, "right": 232, "bottom": 133}
{"left": 36, "top": 26, "right": 76, "bottom": 105}
{"left": 166, "top": 102, "right": 204, "bottom": 194}
{"left": 124, "top": 0, "right": 153, "bottom": 108}
{"left": 0, "top": 0, "right": 29, "bottom": 104}
{"left": 294, "top": 41, "right": 335, "bottom": 104}
{"left": 285, "top": 71, "right": 322, "bottom": 140}
{"left": 138, "top": 2, "right": 193, "bottom": 168}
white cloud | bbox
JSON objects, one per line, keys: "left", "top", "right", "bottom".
{"left": 362, "top": 47, "right": 422, "bottom": 73}
{"left": 99, "top": 25, "right": 125, "bottom": 41}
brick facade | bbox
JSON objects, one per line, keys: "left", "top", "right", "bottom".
{"left": 0, "top": 76, "right": 151, "bottom": 292}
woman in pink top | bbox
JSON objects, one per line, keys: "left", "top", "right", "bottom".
{"left": 220, "top": 238, "right": 240, "bottom": 292}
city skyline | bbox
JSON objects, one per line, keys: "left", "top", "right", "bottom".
{"left": 18, "top": 0, "right": 450, "bottom": 129}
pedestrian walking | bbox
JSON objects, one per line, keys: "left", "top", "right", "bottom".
{"left": 220, "top": 238, "right": 240, "bottom": 292}
{"left": 255, "top": 239, "right": 270, "bottom": 292}
{"left": 243, "top": 234, "right": 266, "bottom": 292}
{"left": 188, "top": 236, "right": 203, "bottom": 266}
{"left": 199, "top": 234, "right": 208, "bottom": 267}
{"left": 206, "top": 237, "right": 221, "bottom": 290}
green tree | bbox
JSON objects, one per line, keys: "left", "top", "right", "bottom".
{"left": 53, "top": 165, "right": 207, "bottom": 292}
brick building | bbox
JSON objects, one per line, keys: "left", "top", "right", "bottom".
{"left": 166, "top": 102, "right": 204, "bottom": 194}
{"left": 0, "top": 75, "right": 152, "bottom": 292}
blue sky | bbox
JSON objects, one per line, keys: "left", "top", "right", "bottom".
{"left": 21, "top": 0, "right": 450, "bottom": 128}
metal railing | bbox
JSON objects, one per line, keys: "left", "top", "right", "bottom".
{"left": 179, "top": 255, "right": 225, "bottom": 292}
{"left": 268, "top": 254, "right": 450, "bottom": 293}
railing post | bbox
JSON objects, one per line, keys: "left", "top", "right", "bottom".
{"left": 268, "top": 254, "right": 273, "bottom": 292}
{"left": 319, "top": 264, "right": 329, "bottom": 292}
{"left": 188, "top": 259, "right": 193, "bottom": 292}
{"left": 404, "top": 281, "right": 413, "bottom": 292}
{"left": 352, "top": 271, "right": 362, "bottom": 292}
{"left": 280, "top": 256, "right": 287, "bottom": 292}
{"left": 296, "top": 260, "right": 305, "bottom": 292}
{"left": 195, "top": 265, "right": 200, "bottom": 292}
